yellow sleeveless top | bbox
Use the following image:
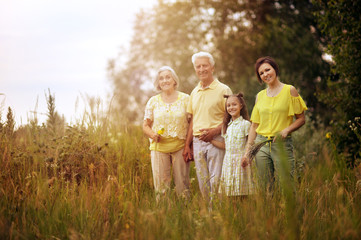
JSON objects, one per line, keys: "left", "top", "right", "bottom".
{"left": 250, "top": 84, "right": 307, "bottom": 137}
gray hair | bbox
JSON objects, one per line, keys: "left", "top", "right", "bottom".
{"left": 154, "top": 66, "right": 180, "bottom": 91}
{"left": 191, "top": 51, "right": 215, "bottom": 67}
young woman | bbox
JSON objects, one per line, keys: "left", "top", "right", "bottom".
{"left": 242, "top": 56, "right": 307, "bottom": 191}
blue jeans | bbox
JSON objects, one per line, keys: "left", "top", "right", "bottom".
{"left": 254, "top": 135, "right": 295, "bottom": 192}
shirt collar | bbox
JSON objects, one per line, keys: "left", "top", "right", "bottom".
{"left": 196, "top": 79, "right": 220, "bottom": 91}
{"left": 228, "top": 116, "right": 243, "bottom": 126}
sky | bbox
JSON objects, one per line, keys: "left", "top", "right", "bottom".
{"left": 0, "top": 0, "right": 156, "bottom": 126}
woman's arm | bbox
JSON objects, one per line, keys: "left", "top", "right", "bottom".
{"left": 279, "top": 112, "right": 305, "bottom": 139}
{"left": 241, "top": 123, "right": 258, "bottom": 167}
{"left": 279, "top": 86, "right": 306, "bottom": 139}
{"left": 183, "top": 115, "right": 194, "bottom": 162}
{"left": 142, "top": 118, "right": 160, "bottom": 142}
{"left": 244, "top": 122, "right": 259, "bottom": 154}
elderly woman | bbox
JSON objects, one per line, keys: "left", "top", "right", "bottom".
{"left": 143, "top": 66, "right": 190, "bottom": 198}
{"left": 242, "top": 56, "right": 307, "bottom": 191}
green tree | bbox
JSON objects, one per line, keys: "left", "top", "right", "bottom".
{"left": 313, "top": 0, "right": 361, "bottom": 165}
{"left": 108, "top": 0, "right": 330, "bottom": 122}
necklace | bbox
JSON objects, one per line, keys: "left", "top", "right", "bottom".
{"left": 267, "top": 83, "right": 284, "bottom": 97}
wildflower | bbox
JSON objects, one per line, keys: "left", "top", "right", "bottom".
{"left": 157, "top": 128, "right": 165, "bottom": 135}
{"left": 326, "top": 132, "right": 332, "bottom": 139}
{"left": 155, "top": 128, "right": 165, "bottom": 151}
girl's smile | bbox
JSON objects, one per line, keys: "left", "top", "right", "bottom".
{"left": 226, "top": 96, "right": 242, "bottom": 120}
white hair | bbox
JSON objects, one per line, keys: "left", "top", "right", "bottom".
{"left": 154, "top": 66, "right": 180, "bottom": 91}
{"left": 191, "top": 51, "right": 215, "bottom": 67}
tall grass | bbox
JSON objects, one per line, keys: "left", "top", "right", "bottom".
{"left": 0, "top": 103, "right": 360, "bottom": 239}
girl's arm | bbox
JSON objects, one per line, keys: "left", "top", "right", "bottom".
{"left": 142, "top": 118, "right": 160, "bottom": 142}
{"left": 210, "top": 139, "right": 225, "bottom": 149}
{"left": 241, "top": 136, "right": 249, "bottom": 167}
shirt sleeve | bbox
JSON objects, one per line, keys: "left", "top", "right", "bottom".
{"left": 183, "top": 93, "right": 190, "bottom": 109}
{"left": 250, "top": 93, "right": 260, "bottom": 124}
{"left": 144, "top": 97, "right": 154, "bottom": 121}
{"left": 244, "top": 120, "right": 251, "bottom": 136}
{"left": 221, "top": 86, "right": 233, "bottom": 108}
{"left": 186, "top": 92, "right": 193, "bottom": 114}
{"left": 288, "top": 95, "right": 308, "bottom": 116}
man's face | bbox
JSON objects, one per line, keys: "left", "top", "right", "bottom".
{"left": 194, "top": 57, "right": 214, "bottom": 82}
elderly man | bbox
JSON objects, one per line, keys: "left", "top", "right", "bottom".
{"left": 183, "top": 51, "right": 232, "bottom": 201}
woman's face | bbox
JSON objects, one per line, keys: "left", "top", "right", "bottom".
{"left": 258, "top": 63, "right": 277, "bottom": 85}
{"left": 226, "top": 96, "right": 242, "bottom": 120}
{"left": 158, "top": 70, "right": 176, "bottom": 91}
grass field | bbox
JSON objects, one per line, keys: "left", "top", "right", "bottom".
{"left": 1, "top": 107, "right": 361, "bottom": 239}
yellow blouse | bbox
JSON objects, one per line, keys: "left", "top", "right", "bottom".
{"left": 250, "top": 84, "right": 307, "bottom": 137}
{"left": 144, "top": 91, "right": 189, "bottom": 153}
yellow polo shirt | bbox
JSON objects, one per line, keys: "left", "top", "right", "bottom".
{"left": 250, "top": 84, "right": 307, "bottom": 137}
{"left": 187, "top": 79, "right": 232, "bottom": 136}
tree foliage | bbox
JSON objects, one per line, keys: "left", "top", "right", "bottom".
{"left": 108, "top": 0, "right": 330, "bottom": 122}
{"left": 313, "top": 0, "right": 361, "bottom": 165}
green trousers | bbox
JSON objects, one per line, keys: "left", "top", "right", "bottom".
{"left": 254, "top": 135, "right": 295, "bottom": 192}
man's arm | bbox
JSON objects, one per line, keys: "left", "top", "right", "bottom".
{"left": 199, "top": 124, "right": 222, "bottom": 142}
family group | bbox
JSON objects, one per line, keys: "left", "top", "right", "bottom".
{"left": 142, "top": 52, "right": 307, "bottom": 203}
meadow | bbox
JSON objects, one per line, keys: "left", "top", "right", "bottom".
{"left": 1, "top": 101, "right": 361, "bottom": 240}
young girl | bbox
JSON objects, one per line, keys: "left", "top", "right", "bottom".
{"left": 211, "top": 92, "right": 254, "bottom": 197}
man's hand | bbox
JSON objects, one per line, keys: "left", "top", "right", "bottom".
{"left": 199, "top": 128, "right": 216, "bottom": 142}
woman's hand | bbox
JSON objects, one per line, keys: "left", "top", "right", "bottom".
{"left": 241, "top": 156, "right": 249, "bottom": 168}
{"left": 183, "top": 144, "right": 193, "bottom": 162}
{"left": 151, "top": 132, "right": 161, "bottom": 143}
{"left": 277, "top": 128, "right": 290, "bottom": 141}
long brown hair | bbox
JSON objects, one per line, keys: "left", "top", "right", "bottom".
{"left": 222, "top": 92, "right": 250, "bottom": 133}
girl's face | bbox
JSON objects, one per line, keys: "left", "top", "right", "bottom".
{"left": 158, "top": 70, "right": 176, "bottom": 91}
{"left": 258, "top": 63, "right": 277, "bottom": 85}
{"left": 226, "top": 96, "right": 242, "bottom": 120}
